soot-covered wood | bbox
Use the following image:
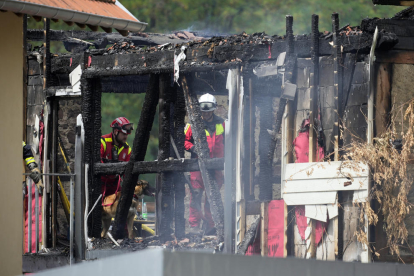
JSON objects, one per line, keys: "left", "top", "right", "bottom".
{"left": 112, "top": 74, "right": 160, "bottom": 239}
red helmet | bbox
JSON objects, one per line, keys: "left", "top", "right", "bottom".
{"left": 110, "top": 117, "right": 134, "bottom": 134}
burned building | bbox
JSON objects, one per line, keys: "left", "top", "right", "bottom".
{"left": 19, "top": 1, "right": 414, "bottom": 273}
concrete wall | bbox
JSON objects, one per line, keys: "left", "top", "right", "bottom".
{"left": 0, "top": 11, "right": 23, "bottom": 276}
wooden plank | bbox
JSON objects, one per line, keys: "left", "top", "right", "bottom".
{"left": 305, "top": 205, "right": 327, "bottom": 222}
{"left": 285, "top": 161, "right": 368, "bottom": 180}
{"left": 260, "top": 202, "right": 269, "bottom": 256}
{"left": 327, "top": 201, "right": 338, "bottom": 219}
{"left": 283, "top": 177, "right": 368, "bottom": 193}
{"left": 284, "top": 191, "right": 337, "bottom": 205}
{"left": 375, "top": 63, "right": 392, "bottom": 136}
{"left": 316, "top": 217, "right": 336, "bottom": 260}
{"left": 376, "top": 50, "right": 414, "bottom": 64}
{"left": 353, "top": 190, "right": 369, "bottom": 203}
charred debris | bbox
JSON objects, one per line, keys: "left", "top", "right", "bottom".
{"left": 24, "top": 7, "right": 414, "bottom": 265}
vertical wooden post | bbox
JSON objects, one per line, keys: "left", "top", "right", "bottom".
{"left": 43, "top": 18, "right": 50, "bottom": 90}
{"left": 112, "top": 75, "right": 159, "bottom": 239}
{"left": 332, "top": 12, "right": 341, "bottom": 260}
{"left": 261, "top": 201, "right": 269, "bottom": 256}
{"left": 51, "top": 100, "right": 57, "bottom": 247}
{"left": 181, "top": 75, "right": 225, "bottom": 242}
{"left": 332, "top": 13, "right": 341, "bottom": 161}
{"left": 307, "top": 14, "right": 320, "bottom": 259}
{"left": 173, "top": 85, "right": 186, "bottom": 240}
{"left": 158, "top": 73, "right": 173, "bottom": 242}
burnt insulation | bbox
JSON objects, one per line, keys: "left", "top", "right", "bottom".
{"left": 181, "top": 75, "right": 225, "bottom": 242}
{"left": 173, "top": 85, "right": 186, "bottom": 239}
{"left": 112, "top": 74, "right": 160, "bottom": 239}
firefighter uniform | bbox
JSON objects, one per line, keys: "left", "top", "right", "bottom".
{"left": 184, "top": 114, "right": 225, "bottom": 229}
{"left": 100, "top": 133, "right": 132, "bottom": 196}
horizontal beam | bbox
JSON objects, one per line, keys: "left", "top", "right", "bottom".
{"left": 27, "top": 29, "right": 189, "bottom": 46}
{"left": 53, "top": 34, "right": 375, "bottom": 78}
{"left": 376, "top": 50, "right": 414, "bottom": 64}
{"left": 94, "top": 158, "right": 224, "bottom": 175}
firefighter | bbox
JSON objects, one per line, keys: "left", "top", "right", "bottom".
{"left": 100, "top": 117, "right": 133, "bottom": 199}
{"left": 23, "top": 142, "right": 44, "bottom": 194}
{"left": 184, "top": 93, "right": 224, "bottom": 235}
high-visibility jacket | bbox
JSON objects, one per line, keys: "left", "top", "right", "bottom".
{"left": 184, "top": 115, "right": 225, "bottom": 158}
{"left": 100, "top": 133, "right": 131, "bottom": 186}
{"left": 23, "top": 141, "right": 36, "bottom": 166}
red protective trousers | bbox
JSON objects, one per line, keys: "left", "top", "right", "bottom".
{"left": 189, "top": 170, "right": 224, "bottom": 228}
{"left": 185, "top": 118, "right": 225, "bottom": 228}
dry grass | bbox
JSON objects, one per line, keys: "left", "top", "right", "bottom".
{"left": 341, "top": 100, "right": 414, "bottom": 257}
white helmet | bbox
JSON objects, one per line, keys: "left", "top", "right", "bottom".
{"left": 199, "top": 93, "right": 217, "bottom": 111}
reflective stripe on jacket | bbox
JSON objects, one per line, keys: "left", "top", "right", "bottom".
{"left": 184, "top": 116, "right": 225, "bottom": 158}
{"left": 100, "top": 133, "right": 131, "bottom": 185}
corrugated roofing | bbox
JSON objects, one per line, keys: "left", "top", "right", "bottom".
{"left": 17, "top": 0, "right": 137, "bottom": 22}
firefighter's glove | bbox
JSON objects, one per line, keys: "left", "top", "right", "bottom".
{"left": 29, "top": 167, "right": 41, "bottom": 184}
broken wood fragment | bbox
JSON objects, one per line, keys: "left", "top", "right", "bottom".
{"left": 236, "top": 215, "right": 260, "bottom": 255}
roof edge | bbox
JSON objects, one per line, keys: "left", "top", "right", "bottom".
{"left": 0, "top": 0, "right": 147, "bottom": 33}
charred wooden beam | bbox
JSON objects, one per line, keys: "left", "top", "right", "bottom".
{"left": 181, "top": 75, "right": 225, "bottom": 242}
{"left": 268, "top": 15, "right": 296, "bottom": 165}
{"left": 255, "top": 80, "right": 273, "bottom": 202}
{"left": 27, "top": 29, "right": 186, "bottom": 46}
{"left": 236, "top": 215, "right": 260, "bottom": 255}
{"left": 83, "top": 63, "right": 241, "bottom": 78}
{"left": 94, "top": 158, "right": 225, "bottom": 175}
{"left": 332, "top": 13, "right": 341, "bottom": 161}
{"left": 158, "top": 73, "right": 174, "bottom": 242}
{"left": 173, "top": 85, "right": 186, "bottom": 239}
{"left": 81, "top": 77, "right": 102, "bottom": 237}
{"left": 307, "top": 14, "right": 320, "bottom": 260}
{"left": 43, "top": 18, "right": 51, "bottom": 90}
{"left": 112, "top": 74, "right": 159, "bottom": 239}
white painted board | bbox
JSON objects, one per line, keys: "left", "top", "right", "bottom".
{"left": 285, "top": 161, "right": 368, "bottom": 180}
{"left": 327, "top": 202, "right": 338, "bottom": 219}
{"left": 305, "top": 205, "right": 327, "bottom": 222}
{"left": 283, "top": 177, "right": 368, "bottom": 193}
{"left": 284, "top": 192, "right": 337, "bottom": 205}
{"left": 353, "top": 190, "right": 369, "bottom": 203}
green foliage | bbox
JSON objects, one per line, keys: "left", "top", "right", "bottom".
{"left": 123, "top": 0, "right": 403, "bottom": 35}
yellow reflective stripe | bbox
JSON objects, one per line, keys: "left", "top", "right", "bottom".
{"left": 118, "top": 146, "right": 124, "bottom": 155}
{"left": 101, "top": 138, "right": 107, "bottom": 152}
{"left": 22, "top": 141, "right": 26, "bottom": 147}
{"left": 25, "top": 157, "right": 35, "bottom": 165}
{"left": 216, "top": 124, "right": 224, "bottom": 135}
{"left": 105, "top": 137, "right": 113, "bottom": 142}
{"left": 205, "top": 129, "right": 210, "bottom": 137}
{"left": 184, "top": 123, "right": 191, "bottom": 134}
{"left": 128, "top": 147, "right": 132, "bottom": 155}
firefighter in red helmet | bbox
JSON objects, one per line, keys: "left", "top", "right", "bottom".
{"left": 100, "top": 117, "right": 133, "bottom": 200}
{"left": 184, "top": 93, "right": 225, "bottom": 235}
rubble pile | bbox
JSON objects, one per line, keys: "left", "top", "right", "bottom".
{"left": 105, "top": 41, "right": 138, "bottom": 55}
{"left": 89, "top": 234, "right": 220, "bottom": 252}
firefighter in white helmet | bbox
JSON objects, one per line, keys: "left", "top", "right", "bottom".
{"left": 184, "top": 93, "right": 225, "bottom": 235}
